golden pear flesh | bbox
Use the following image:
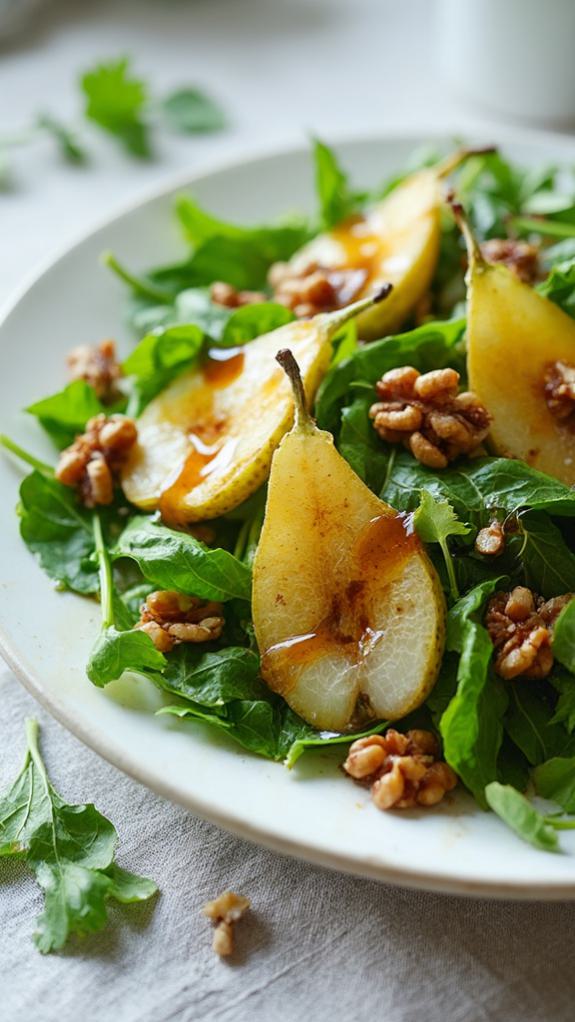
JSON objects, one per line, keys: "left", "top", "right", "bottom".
{"left": 252, "top": 350, "right": 446, "bottom": 731}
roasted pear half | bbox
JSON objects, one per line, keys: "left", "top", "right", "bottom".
{"left": 283, "top": 147, "right": 493, "bottom": 340}
{"left": 252, "top": 350, "right": 446, "bottom": 731}
{"left": 453, "top": 201, "right": 575, "bottom": 485}
{"left": 121, "top": 289, "right": 392, "bottom": 525}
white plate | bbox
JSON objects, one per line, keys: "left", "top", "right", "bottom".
{"left": 3, "top": 129, "right": 575, "bottom": 899}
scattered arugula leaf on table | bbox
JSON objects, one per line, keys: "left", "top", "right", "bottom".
{"left": 0, "top": 719, "right": 157, "bottom": 952}
{"left": 161, "top": 88, "right": 226, "bottom": 134}
{"left": 81, "top": 57, "right": 151, "bottom": 157}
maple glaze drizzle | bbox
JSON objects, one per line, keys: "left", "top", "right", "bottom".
{"left": 203, "top": 347, "right": 245, "bottom": 387}
{"left": 262, "top": 513, "right": 418, "bottom": 680}
{"left": 331, "top": 215, "right": 382, "bottom": 274}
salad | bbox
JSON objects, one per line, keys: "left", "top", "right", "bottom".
{"left": 6, "top": 139, "right": 575, "bottom": 853}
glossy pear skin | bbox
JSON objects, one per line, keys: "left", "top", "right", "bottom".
{"left": 288, "top": 169, "right": 441, "bottom": 340}
{"left": 252, "top": 420, "right": 446, "bottom": 731}
{"left": 467, "top": 262, "right": 575, "bottom": 484}
{"left": 121, "top": 318, "right": 332, "bottom": 524}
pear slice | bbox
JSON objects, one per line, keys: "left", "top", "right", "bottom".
{"left": 252, "top": 350, "right": 446, "bottom": 731}
{"left": 453, "top": 201, "right": 575, "bottom": 485}
{"left": 121, "top": 289, "right": 392, "bottom": 525}
{"left": 283, "top": 147, "right": 494, "bottom": 340}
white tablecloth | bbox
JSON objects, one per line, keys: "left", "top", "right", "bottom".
{"left": 2, "top": 2, "right": 575, "bottom": 1019}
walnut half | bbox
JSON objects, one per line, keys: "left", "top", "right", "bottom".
{"left": 343, "top": 729, "right": 457, "bottom": 811}
{"left": 136, "top": 590, "right": 224, "bottom": 653}
{"left": 485, "top": 586, "right": 573, "bottom": 680}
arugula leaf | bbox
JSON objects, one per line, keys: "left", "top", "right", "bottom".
{"left": 534, "top": 756, "right": 575, "bottom": 812}
{"left": 552, "top": 600, "right": 575, "bottom": 674}
{"left": 220, "top": 303, "right": 295, "bottom": 347}
{"left": 316, "top": 317, "right": 466, "bottom": 436}
{"left": 338, "top": 396, "right": 391, "bottom": 492}
{"left": 156, "top": 645, "right": 263, "bottom": 706}
{"left": 0, "top": 719, "right": 157, "bottom": 952}
{"left": 36, "top": 112, "right": 87, "bottom": 164}
{"left": 413, "top": 491, "right": 471, "bottom": 601}
{"left": 123, "top": 324, "right": 204, "bottom": 416}
{"left": 313, "top": 138, "right": 363, "bottom": 229}
{"left": 284, "top": 720, "right": 389, "bottom": 769}
{"left": 26, "top": 380, "right": 108, "bottom": 448}
{"left": 484, "top": 782, "right": 559, "bottom": 852}
{"left": 18, "top": 471, "right": 99, "bottom": 594}
{"left": 114, "top": 515, "right": 252, "bottom": 602}
{"left": 87, "top": 515, "right": 166, "bottom": 687}
{"left": 537, "top": 258, "right": 575, "bottom": 319}
{"left": 383, "top": 452, "right": 575, "bottom": 522}
{"left": 81, "top": 57, "right": 150, "bottom": 157}
{"left": 550, "top": 672, "right": 575, "bottom": 732}
{"left": 504, "top": 685, "right": 575, "bottom": 766}
{"left": 440, "top": 579, "right": 508, "bottom": 804}
{"left": 175, "top": 194, "right": 310, "bottom": 257}
{"left": 513, "top": 511, "right": 575, "bottom": 598}
{"left": 161, "top": 88, "right": 226, "bottom": 133}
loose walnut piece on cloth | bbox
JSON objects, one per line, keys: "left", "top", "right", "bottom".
{"left": 485, "top": 586, "right": 573, "bottom": 680}
{"left": 55, "top": 414, "right": 137, "bottom": 506}
{"left": 210, "top": 281, "right": 267, "bottom": 308}
{"left": 370, "top": 366, "right": 491, "bottom": 468}
{"left": 543, "top": 360, "right": 575, "bottom": 423}
{"left": 67, "top": 338, "right": 123, "bottom": 403}
{"left": 343, "top": 729, "right": 457, "bottom": 811}
{"left": 479, "top": 238, "right": 540, "bottom": 284}
{"left": 202, "top": 891, "right": 251, "bottom": 958}
{"left": 136, "top": 590, "right": 224, "bottom": 653}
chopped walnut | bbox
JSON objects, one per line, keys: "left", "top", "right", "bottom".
{"left": 55, "top": 413, "right": 137, "bottom": 506}
{"left": 370, "top": 366, "right": 491, "bottom": 468}
{"left": 343, "top": 729, "right": 457, "bottom": 811}
{"left": 475, "top": 519, "right": 505, "bottom": 556}
{"left": 67, "top": 339, "right": 122, "bottom": 403}
{"left": 543, "top": 360, "right": 575, "bottom": 424}
{"left": 210, "top": 281, "right": 267, "bottom": 308}
{"left": 268, "top": 259, "right": 367, "bottom": 318}
{"left": 202, "top": 890, "right": 251, "bottom": 957}
{"left": 485, "top": 586, "right": 573, "bottom": 680}
{"left": 480, "top": 238, "right": 540, "bottom": 284}
{"left": 136, "top": 590, "right": 224, "bottom": 653}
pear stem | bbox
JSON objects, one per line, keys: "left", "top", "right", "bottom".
{"left": 447, "top": 193, "right": 485, "bottom": 270}
{"left": 320, "top": 283, "right": 393, "bottom": 338}
{"left": 276, "top": 349, "right": 314, "bottom": 432}
{"left": 435, "top": 144, "right": 497, "bottom": 180}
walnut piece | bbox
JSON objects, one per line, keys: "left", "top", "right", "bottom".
{"left": 55, "top": 413, "right": 137, "bottom": 506}
{"left": 67, "top": 338, "right": 122, "bottom": 403}
{"left": 210, "top": 281, "right": 267, "bottom": 308}
{"left": 268, "top": 260, "right": 367, "bottom": 318}
{"left": 485, "top": 586, "right": 573, "bottom": 680}
{"left": 370, "top": 366, "right": 491, "bottom": 468}
{"left": 543, "top": 360, "right": 575, "bottom": 424}
{"left": 475, "top": 519, "right": 505, "bottom": 556}
{"left": 136, "top": 590, "right": 224, "bottom": 653}
{"left": 343, "top": 729, "right": 457, "bottom": 811}
{"left": 480, "top": 238, "right": 540, "bottom": 284}
{"left": 202, "top": 890, "right": 251, "bottom": 957}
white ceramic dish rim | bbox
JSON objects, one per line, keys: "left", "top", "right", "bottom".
{"left": 4, "top": 124, "right": 575, "bottom": 900}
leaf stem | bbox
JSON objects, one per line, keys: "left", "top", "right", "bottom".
{"left": 509, "top": 216, "right": 575, "bottom": 240}
{"left": 25, "top": 718, "right": 50, "bottom": 790}
{"left": 101, "top": 251, "right": 173, "bottom": 304}
{"left": 544, "top": 816, "right": 575, "bottom": 830}
{"left": 441, "top": 537, "right": 460, "bottom": 603}
{"left": 0, "top": 434, "right": 55, "bottom": 477}
{"left": 93, "top": 514, "right": 114, "bottom": 629}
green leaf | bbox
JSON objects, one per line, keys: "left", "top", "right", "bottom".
{"left": 534, "top": 756, "right": 575, "bottom": 812}
{"left": 114, "top": 515, "right": 252, "bottom": 602}
{"left": 485, "top": 782, "right": 559, "bottom": 852}
{"left": 504, "top": 685, "right": 575, "bottom": 766}
{"left": 36, "top": 112, "right": 87, "bottom": 164}
{"left": 161, "top": 88, "right": 226, "bottom": 133}
{"left": 514, "top": 510, "right": 575, "bottom": 598}
{"left": 338, "top": 396, "right": 391, "bottom": 492}
{"left": 313, "top": 138, "right": 363, "bottom": 229}
{"left": 441, "top": 579, "right": 508, "bottom": 804}
{"left": 537, "top": 257, "right": 575, "bottom": 319}
{"left": 0, "top": 720, "right": 157, "bottom": 952}
{"left": 383, "top": 452, "right": 575, "bottom": 523}
{"left": 26, "top": 380, "right": 107, "bottom": 448}
{"left": 173, "top": 288, "right": 231, "bottom": 340}
{"left": 157, "top": 645, "right": 263, "bottom": 706}
{"left": 87, "top": 626, "right": 166, "bottom": 687}
{"left": 550, "top": 672, "right": 575, "bottom": 733}
{"left": 552, "top": 599, "right": 575, "bottom": 674}
{"left": 81, "top": 57, "right": 150, "bottom": 157}
{"left": 284, "top": 720, "right": 388, "bottom": 769}
{"left": 220, "top": 303, "right": 295, "bottom": 348}
{"left": 18, "top": 471, "right": 99, "bottom": 594}
{"left": 123, "top": 323, "right": 204, "bottom": 415}
{"left": 414, "top": 491, "right": 471, "bottom": 601}
{"left": 316, "top": 317, "right": 466, "bottom": 436}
